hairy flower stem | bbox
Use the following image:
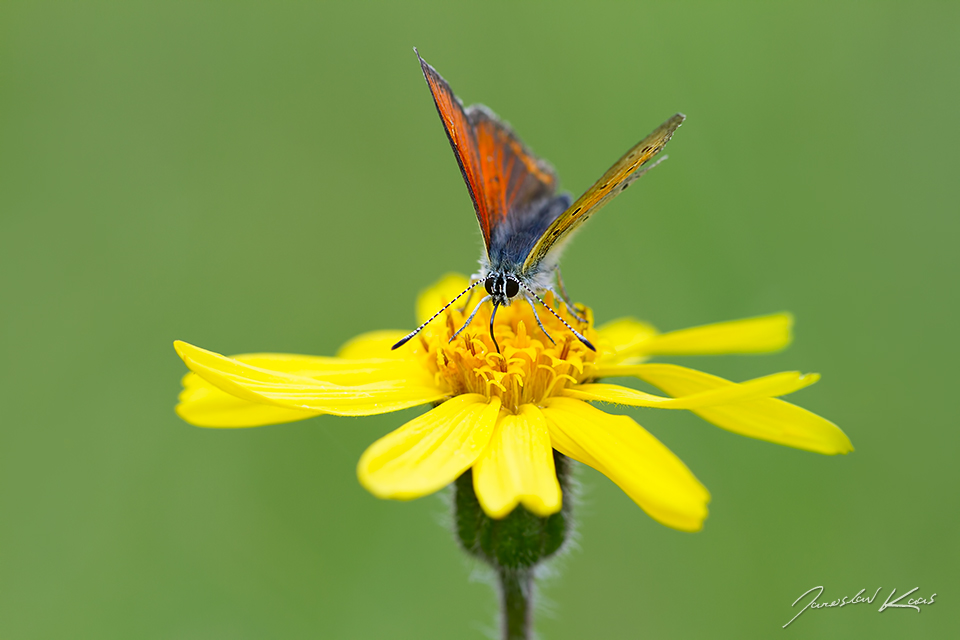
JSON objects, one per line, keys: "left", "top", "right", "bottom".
{"left": 498, "top": 567, "right": 533, "bottom": 640}
{"left": 454, "top": 452, "right": 573, "bottom": 640}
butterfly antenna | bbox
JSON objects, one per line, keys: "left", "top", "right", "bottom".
{"left": 392, "top": 280, "right": 484, "bottom": 350}
{"left": 630, "top": 154, "right": 669, "bottom": 182}
{"left": 517, "top": 281, "right": 595, "bottom": 351}
{"left": 489, "top": 300, "right": 502, "bottom": 354}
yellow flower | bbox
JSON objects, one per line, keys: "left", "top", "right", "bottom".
{"left": 174, "top": 274, "right": 852, "bottom": 532}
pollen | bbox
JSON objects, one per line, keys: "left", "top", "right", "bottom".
{"left": 410, "top": 292, "right": 599, "bottom": 413}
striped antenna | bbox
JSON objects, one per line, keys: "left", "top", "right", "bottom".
{"left": 392, "top": 280, "right": 484, "bottom": 350}
{"left": 516, "top": 279, "right": 595, "bottom": 351}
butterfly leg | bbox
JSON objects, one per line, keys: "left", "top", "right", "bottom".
{"left": 450, "top": 294, "right": 492, "bottom": 343}
{"left": 525, "top": 298, "right": 556, "bottom": 345}
{"left": 552, "top": 266, "right": 587, "bottom": 324}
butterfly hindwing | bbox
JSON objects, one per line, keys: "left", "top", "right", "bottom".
{"left": 417, "top": 51, "right": 557, "bottom": 253}
{"left": 521, "top": 113, "right": 685, "bottom": 273}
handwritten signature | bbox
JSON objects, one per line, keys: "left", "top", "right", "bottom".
{"left": 783, "top": 585, "right": 937, "bottom": 628}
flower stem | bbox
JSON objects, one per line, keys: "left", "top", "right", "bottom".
{"left": 454, "top": 451, "right": 574, "bottom": 640}
{"left": 498, "top": 567, "right": 533, "bottom": 640}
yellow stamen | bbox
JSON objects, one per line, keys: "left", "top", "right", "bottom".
{"left": 406, "top": 291, "right": 598, "bottom": 413}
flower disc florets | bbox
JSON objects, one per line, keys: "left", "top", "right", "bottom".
{"left": 408, "top": 290, "right": 598, "bottom": 413}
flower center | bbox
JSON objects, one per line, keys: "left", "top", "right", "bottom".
{"left": 411, "top": 291, "right": 599, "bottom": 413}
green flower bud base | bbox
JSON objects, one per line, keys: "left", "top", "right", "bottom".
{"left": 454, "top": 452, "right": 574, "bottom": 640}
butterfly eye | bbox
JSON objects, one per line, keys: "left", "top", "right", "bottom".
{"left": 505, "top": 279, "right": 520, "bottom": 298}
{"left": 484, "top": 277, "right": 496, "bottom": 296}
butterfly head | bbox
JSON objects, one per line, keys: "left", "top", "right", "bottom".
{"left": 483, "top": 272, "right": 521, "bottom": 306}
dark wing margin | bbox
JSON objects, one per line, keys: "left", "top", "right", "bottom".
{"left": 417, "top": 49, "right": 491, "bottom": 245}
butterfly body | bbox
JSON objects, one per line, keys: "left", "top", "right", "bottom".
{"left": 392, "top": 50, "right": 684, "bottom": 352}
{"left": 480, "top": 192, "right": 571, "bottom": 296}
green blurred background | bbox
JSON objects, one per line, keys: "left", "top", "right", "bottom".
{"left": 2, "top": 2, "right": 957, "bottom": 638}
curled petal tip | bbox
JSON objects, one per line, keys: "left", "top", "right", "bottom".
{"left": 173, "top": 340, "right": 189, "bottom": 359}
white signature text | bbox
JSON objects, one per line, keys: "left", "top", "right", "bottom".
{"left": 783, "top": 585, "right": 936, "bottom": 628}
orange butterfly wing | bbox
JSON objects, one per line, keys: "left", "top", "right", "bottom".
{"left": 521, "top": 113, "right": 685, "bottom": 272}
{"left": 417, "top": 51, "right": 557, "bottom": 251}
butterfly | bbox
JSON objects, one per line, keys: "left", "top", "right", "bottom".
{"left": 393, "top": 49, "right": 684, "bottom": 353}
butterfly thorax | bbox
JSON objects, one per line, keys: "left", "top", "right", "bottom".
{"left": 480, "top": 192, "right": 572, "bottom": 302}
{"left": 487, "top": 194, "right": 570, "bottom": 269}
{"left": 476, "top": 193, "right": 570, "bottom": 305}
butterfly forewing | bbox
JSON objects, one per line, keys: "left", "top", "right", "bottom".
{"left": 521, "top": 113, "right": 685, "bottom": 273}
{"left": 418, "top": 52, "right": 492, "bottom": 245}
{"left": 470, "top": 106, "right": 558, "bottom": 232}
{"left": 417, "top": 50, "right": 557, "bottom": 254}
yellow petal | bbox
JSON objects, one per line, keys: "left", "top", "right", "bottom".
{"left": 416, "top": 273, "right": 472, "bottom": 324}
{"left": 543, "top": 398, "right": 710, "bottom": 532}
{"left": 566, "top": 369, "right": 819, "bottom": 408}
{"left": 358, "top": 395, "right": 500, "bottom": 500}
{"left": 596, "top": 313, "right": 793, "bottom": 364}
{"left": 174, "top": 341, "right": 446, "bottom": 416}
{"left": 337, "top": 330, "right": 408, "bottom": 359}
{"left": 226, "top": 351, "right": 421, "bottom": 384}
{"left": 643, "top": 313, "right": 793, "bottom": 355}
{"left": 175, "top": 351, "right": 421, "bottom": 427}
{"left": 178, "top": 372, "right": 320, "bottom": 427}
{"left": 473, "top": 404, "right": 562, "bottom": 519}
{"left": 594, "top": 317, "right": 659, "bottom": 361}
{"left": 630, "top": 364, "right": 853, "bottom": 454}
